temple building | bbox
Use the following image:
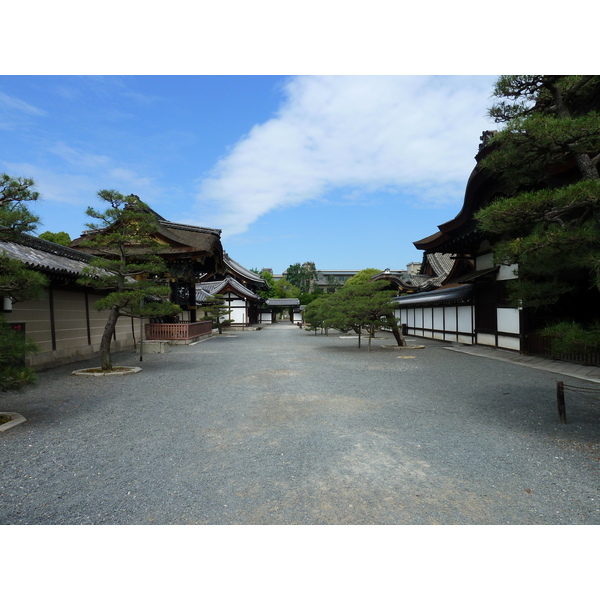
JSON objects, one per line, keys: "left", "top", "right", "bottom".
{"left": 70, "top": 203, "right": 225, "bottom": 326}
{"left": 1, "top": 234, "right": 139, "bottom": 367}
{"left": 392, "top": 131, "right": 523, "bottom": 350}
{"left": 196, "top": 253, "right": 267, "bottom": 327}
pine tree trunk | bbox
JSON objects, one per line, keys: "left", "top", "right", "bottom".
{"left": 100, "top": 306, "right": 120, "bottom": 371}
{"left": 389, "top": 318, "right": 405, "bottom": 346}
{"left": 575, "top": 153, "right": 599, "bottom": 181}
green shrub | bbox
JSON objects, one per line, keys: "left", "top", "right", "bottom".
{"left": 0, "top": 315, "right": 38, "bottom": 392}
{"left": 541, "top": 321, "right": 600, "bottom": 356}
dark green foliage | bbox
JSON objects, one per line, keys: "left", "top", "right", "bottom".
{"left": 298, "top": 288, "right": 323, "bottom": 306}
{"left": 0, "top": 315, "right": 38, "bottom": 392}
{"left": 475, "top": 76, "right": 600, "bottom": 323}
{"left": 0, "top": 173, "right": 41, "bottom": 238}
{"left": 0, "top": 253, "right": 48, "bottom": 303}
{"left": 203, "top": 294, "right": 232, "bottom": 334}
{"left": 303, "top": 295, "right": 335, "bottom": 334}
{"left": 77, "top": 190, "right": 180, "bottom": 371}
{"left": 285, "top": 262, "right": 318, "bottom": 294}
{"left": 0, "top": 174, "right": 46, "bottom": 393}
{"left": 541, "top": 321, "right": 600, "bottom": 357}
{"left": 304, "top": 281, "right": 404, "bottom": 349}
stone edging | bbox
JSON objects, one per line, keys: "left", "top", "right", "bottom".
{"left": 72, "top": 367, "right": 143, "bottom": 377}
{"left": 0, "top": 412, "right": 27, "bottom": 433}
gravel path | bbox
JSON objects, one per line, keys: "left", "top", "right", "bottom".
{"left": 1, "top": 322, "right": 599, "bottom": 524}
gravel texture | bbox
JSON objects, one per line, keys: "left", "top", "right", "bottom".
{"left": 1, "top": 322, "right": 599, "bottom": 524}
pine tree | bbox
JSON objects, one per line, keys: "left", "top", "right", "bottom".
{"left": 475, "top": 76, "right": 600, "bottom": 351}
{"left": 344, "top": 268, "right": 382, "bottom": 287}
{"left": 0, "top": 173, "right": 41, "bottom": 237}
{"left": 0, "top": 174, "right": 47, "bottom": 392}
{"left": 76, "top": 190, "right": 180, "bottom": 371}
{"left": 307, "top": 280, "right": 404, "bottom": 349}
{"left": 203, "top": 294, "right": 232, "bottom": 334}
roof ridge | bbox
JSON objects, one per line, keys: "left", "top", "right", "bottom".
{"left": 159, "top": 220, "right": 221, "bottom": 235}
{"left": 8, "top": 233, "right": 94, "bottom": 263}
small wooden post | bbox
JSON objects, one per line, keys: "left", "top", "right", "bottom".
{"left": 556, "top": 381, "right": 567, "bottom": 424}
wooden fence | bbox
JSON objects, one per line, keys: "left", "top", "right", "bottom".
{"left": 145, "top": 320, "right": 212, "bottom": 340}
{"left": 526, "top": 332, "right": 600, "bottom": 367}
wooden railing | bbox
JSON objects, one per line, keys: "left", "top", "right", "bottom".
{"left": 145, "top": 321, "right": 212, "bottom": 340}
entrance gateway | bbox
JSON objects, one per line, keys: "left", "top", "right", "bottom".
{"left": 259, "top": 298, "right": 301, "bottom": 324}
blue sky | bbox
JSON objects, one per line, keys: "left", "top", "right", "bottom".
{"left": 1, "top": 4, "right": 586, "bottom": 276}
{"left": 1, "top": 75, "right": 500, "bottom": 274}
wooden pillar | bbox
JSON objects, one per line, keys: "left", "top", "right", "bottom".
{"left": 188, "top": 281, "right": 196, "bottom": 322}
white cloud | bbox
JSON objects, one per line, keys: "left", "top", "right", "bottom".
{"left": 1, "top": 159, "right": 160, "bottom": 213}
{"left": 192, "top": 75, "right": 496, "bottom": 237}
{"left": 49, "top": 142, "right": 112, "bottom": 169}
{"left": 0, "top": 91, "right": 47, "bottom": 117}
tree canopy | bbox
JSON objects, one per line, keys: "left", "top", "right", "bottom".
{"left": 304, "top": 280, "right": 404, "bottom": 350}
{"left": 1, "top": 174, "right": 46, "bottom": 392}
{"left": 0, "top": 173, "right": 41, "bottom": 238}
{"left": 474, "top": 75, "right": 600, "bottom": 352}
{"left": 39, "top": 230, "right": 72, "bottom": 246}
{"left": 343, "top": 268, "right": 381, "bottom": 287}
{"left": 202, "top": 294, "right": 232, "bottom": 334}
{"left": 77, "top": 190, "right": 180, "bottom": 371}
{"left": 271, "top": 276, "right": 300, "bottom": 299}
{"left": 285, "top": 262, "right": 317, "bottom": 294}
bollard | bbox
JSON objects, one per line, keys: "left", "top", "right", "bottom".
{"left": 556, "top": 381, "right": 567, "bottom": 424}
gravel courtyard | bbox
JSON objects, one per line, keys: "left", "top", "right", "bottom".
{"left": 1, "top": 322, "right": 599, "bottom": 525}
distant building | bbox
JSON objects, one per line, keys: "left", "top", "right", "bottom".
{"left": 273, "top": 268, "right": 411, "bottom": 292}
{"left": 196, "top": 253, "right": 267, "bottom": 327}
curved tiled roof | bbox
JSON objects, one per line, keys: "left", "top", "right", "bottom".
{"left": 70, "top": 205, "right": 224, "bottom": 274}
{"left": 372, "top": 253, "right": 455, "bottom": 293}
{"left": 196, "top": 276, "right": 262, "bottom": 303}
{"left": 223, "top": 253, "right": 267, "bottom": 287}
{"left": 0, "top": 234, "right": 98, "bottom": 278}
{"left": 266, "top": 298, "right": 300, "bottom": 307}
{"left": 395, "top": 284, "right": 473, "bottom": 307}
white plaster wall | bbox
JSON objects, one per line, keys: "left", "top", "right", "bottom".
{"left": 497, "top": 335, "right": 521, "bottom": 351}
{"left": 229, "top": 306, "right": 246, "bottom": 324}
{"left": 477, "top": 332, "right": 497, "bottom": 347}
{"left": 423, "top": 308, "right": 433, "bottom": 330}
{"left": 457, "top": 306, "right": 473, "bottom": 333}
{"left": 445, "top": 307, "right": 457, "bottom": 331}
{"left": 497, "top": 308, "right": 520, "bottom": 335}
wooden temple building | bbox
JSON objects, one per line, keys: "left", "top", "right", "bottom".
{"left": 393, "top": 124, "right": 600, "bottom": 355}
{"left": 389, "top": 131, "right": 524, "bottom": 350}
{"left": 260, "top": 298, "right": 301, "bottom": 324}
{"left": 1, "top": 233, "right": 140, "bottom": 368}
{"left": 195, "top": 253, "right": 267, "bottom": 327}
{"left": 3, "top": 200, "right": 274, "bottom": 366}
{"left": 70, "top": 203, "right": 226, "bottom": 343}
